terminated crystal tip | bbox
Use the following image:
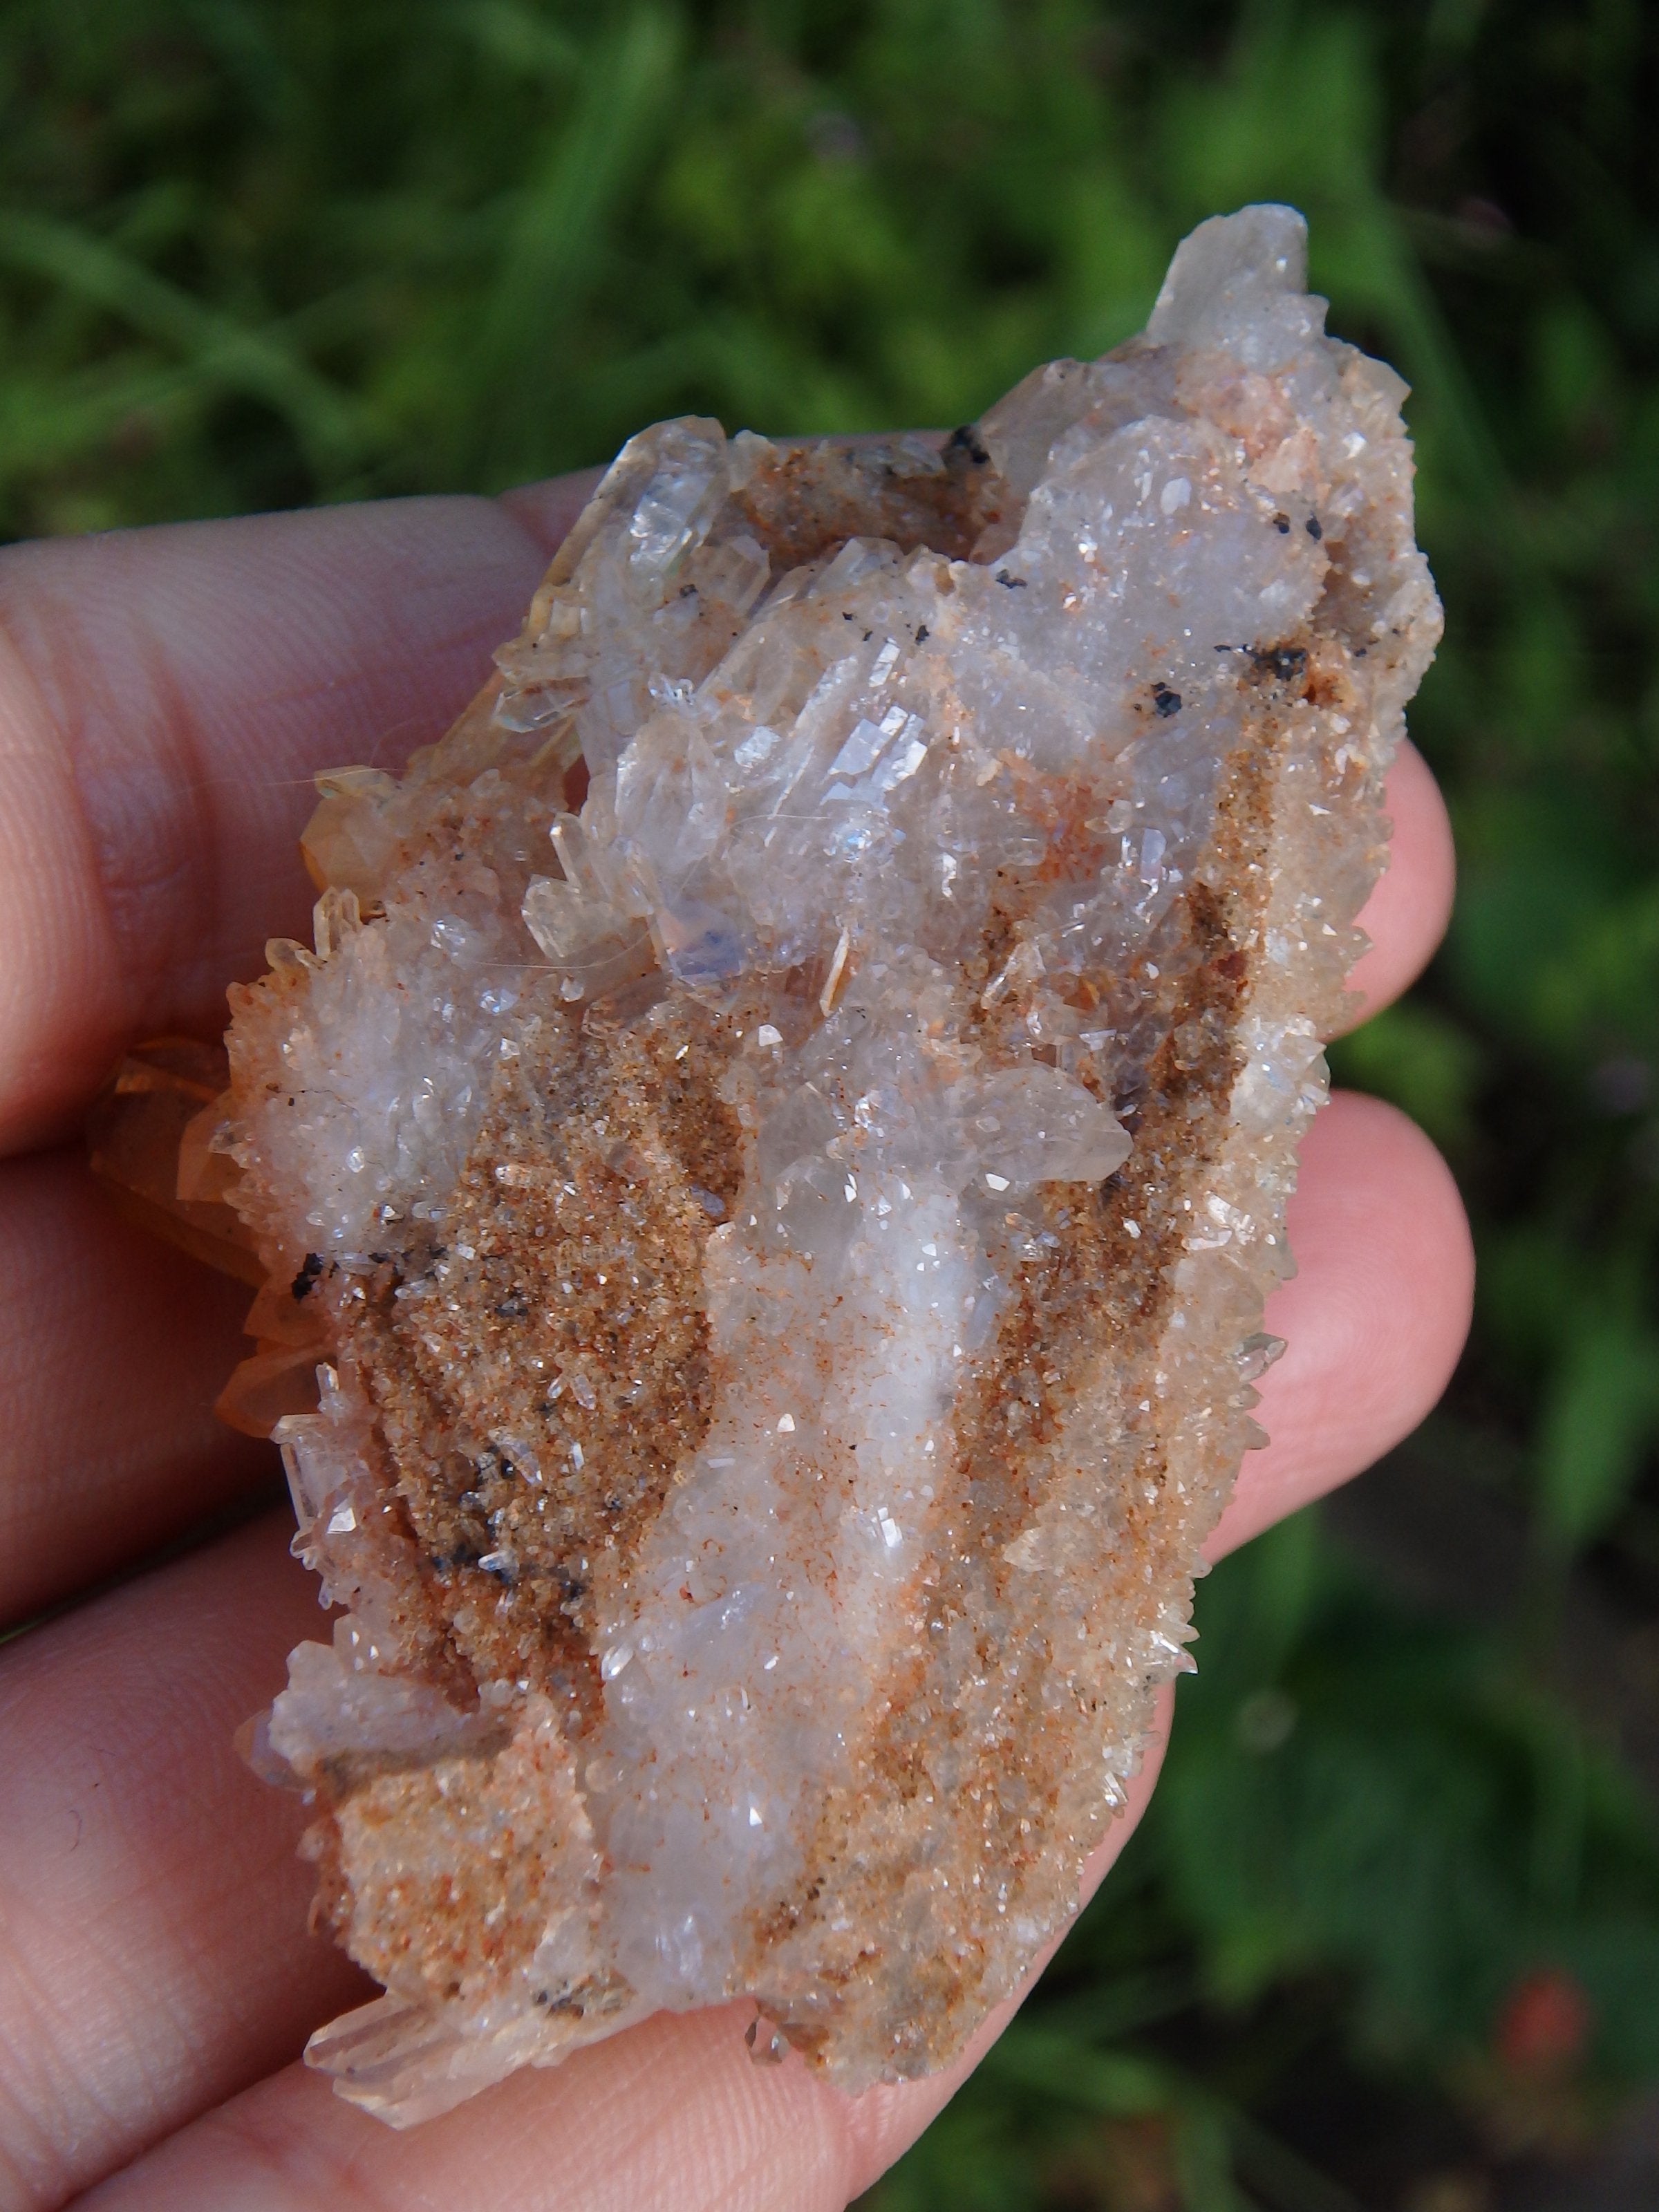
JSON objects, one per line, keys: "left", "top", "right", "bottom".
{"left": 177, "top": 205, "right": 1439, "bottom": 2122}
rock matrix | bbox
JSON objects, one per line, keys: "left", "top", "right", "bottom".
{"left": 135, "top": 207, "right": 1439, "bottom": 2121}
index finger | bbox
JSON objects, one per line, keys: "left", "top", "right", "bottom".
{"left": 0, "top": 473, "right": 596, "bottom": 1154}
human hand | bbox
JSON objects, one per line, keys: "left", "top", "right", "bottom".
{"left": 0, "top": 469, "right": 1470, "bottom": 2211}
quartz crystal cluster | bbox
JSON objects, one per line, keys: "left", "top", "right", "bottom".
{"left": 149, "top": 207, "right": 1439, "bottom": 2121}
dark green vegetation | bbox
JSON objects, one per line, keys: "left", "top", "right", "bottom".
{"left": 7, "top": 1, "right": 1658, "bottom": 2202}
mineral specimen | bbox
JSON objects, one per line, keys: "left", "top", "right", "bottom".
{"left": 162, "top": 205, "right": 1440, "bottom": 2121}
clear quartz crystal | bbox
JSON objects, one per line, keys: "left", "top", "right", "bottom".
{"left": 202, "top": 206, "right": 1439, "bottom": 2124}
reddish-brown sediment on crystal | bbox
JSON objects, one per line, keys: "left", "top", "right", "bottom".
{"left": 349, "top": 1011, "right": 745, "bottom": 1707}
{"left": 737, "top": 724, "right": 1288, "bottom": 2070}
{"left": 729, "top": 433, "right": 1013, "bottom": 570}
{"left": 140, "top": 207, "right": 1445, "bottom": 2122}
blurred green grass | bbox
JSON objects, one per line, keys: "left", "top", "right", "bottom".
{"left": 9, "top": 1, "right": 1659, "bottom": 2202}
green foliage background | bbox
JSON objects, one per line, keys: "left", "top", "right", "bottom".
{"left": 9, "top": 0, "right": 1659, "bottom": 2200}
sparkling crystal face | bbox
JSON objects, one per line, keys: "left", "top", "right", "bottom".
{"left": 197, "top": 205, "right": 1440, "bottom": 2123}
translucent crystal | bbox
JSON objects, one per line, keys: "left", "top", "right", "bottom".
{"left": 207, "top": 206, "right": 1438, "bottom": 2124}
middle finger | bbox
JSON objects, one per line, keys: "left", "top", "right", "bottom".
{"left": 0, "top": 1147, "right": 272, "bottom": 1629}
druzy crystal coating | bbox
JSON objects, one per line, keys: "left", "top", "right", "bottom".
{"left": 198, "top": 207, "right": 1439, "bottom": 2122}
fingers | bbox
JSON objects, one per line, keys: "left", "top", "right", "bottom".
{"left": 0, "top": 1515, "right": 370, "bottom": 2210}
{"left": 0, "top": 1150, "right": 273, "bottom": 1627}
{"left": 1208, "top": 1089, "right": 1473, "bottom": 1557}
{"left": 0, "top": 494, "right": 560, "bottom": 1153}
{"left": 1338, "top": 738, "right": 1454, "bottom": 1030}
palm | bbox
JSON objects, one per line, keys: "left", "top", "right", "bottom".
{"left": 0, "top": 471, "right": 1470, "bottom": 2212}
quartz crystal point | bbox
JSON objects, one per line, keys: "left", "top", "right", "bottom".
{"left": 204, "top": 206, "right": 1440, "bottom": 2123}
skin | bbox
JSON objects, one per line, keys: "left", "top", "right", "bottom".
{"left": 0, "top": 467, "right": 1470, "bottom": 2212}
